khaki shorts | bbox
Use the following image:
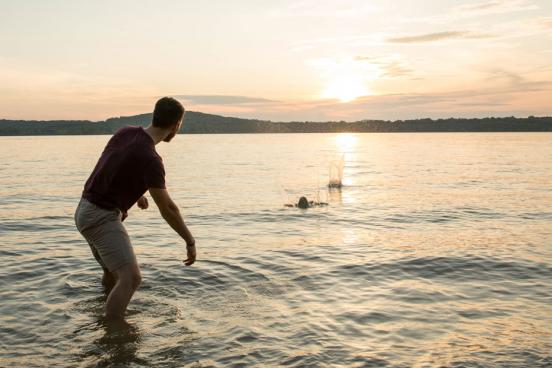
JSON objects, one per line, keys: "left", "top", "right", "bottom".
{"left": 74, "top": 197, "right": 136, "bottom": 272}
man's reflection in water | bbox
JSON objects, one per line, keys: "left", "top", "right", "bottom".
{"left": 76, "top": 318, "right": 147, "bottom": 366}
{"left": 98, "top": 318, "right": 143, "bottom": 364}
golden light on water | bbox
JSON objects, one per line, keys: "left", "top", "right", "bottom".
{"left": 335, "top": 133, "right": 358, "bottom": 152}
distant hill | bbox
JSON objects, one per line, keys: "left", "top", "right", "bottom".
{"left": 0, "top": 111, "right": 551, "bottom": 135}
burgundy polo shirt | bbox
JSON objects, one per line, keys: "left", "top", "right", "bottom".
{"left": 82, "top": 126, "right": 166, "bottom": 219}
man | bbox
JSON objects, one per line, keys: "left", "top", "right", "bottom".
{"left": 74, "top": 97, "right": 196, "bottom": 320}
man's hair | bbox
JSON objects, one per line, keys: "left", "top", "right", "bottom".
{"left": 152, "top": 97, "right": 185, "bottom": 128}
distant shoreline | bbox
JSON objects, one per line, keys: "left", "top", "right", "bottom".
{"left": 1, "top": 112, "right": 551, "bottom": 135}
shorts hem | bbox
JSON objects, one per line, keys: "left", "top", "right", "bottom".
{"left": 107, "top": 258, "right": 136, "bottom": 273}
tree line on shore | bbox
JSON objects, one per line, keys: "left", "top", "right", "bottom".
{"left": 1, "top": 111, "right": 551, "bottom": 135}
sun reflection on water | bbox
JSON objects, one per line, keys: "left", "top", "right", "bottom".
{"left": 335, "top": 133, "right": 358, "bottom": 153}
{"left": 332, "top": 133, "right": 357, "bottom": 186}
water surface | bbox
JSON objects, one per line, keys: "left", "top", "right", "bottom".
{"left": 1, "top": 133, "right": 551, "bottom": 367}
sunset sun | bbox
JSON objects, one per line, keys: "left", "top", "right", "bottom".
{"left": 311, "top": 57, "right": 379, "bottom": 103}
{"left": 322, "top": 77, "right": 369, "bottom": 103}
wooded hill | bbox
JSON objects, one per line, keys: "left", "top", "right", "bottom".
{"left": 1, "top": 112, "right": 551, "bottom": 135}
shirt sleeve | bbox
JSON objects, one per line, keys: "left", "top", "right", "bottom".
{"left": 145, "top": 157, "right": 166, "bottom": 189}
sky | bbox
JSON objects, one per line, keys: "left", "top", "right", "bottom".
{"left": 1, "top": 0, "right": 551, "bottom": 121}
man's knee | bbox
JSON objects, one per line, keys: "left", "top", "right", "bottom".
{"left": 102, "top": 270, "right": 116, "bottom": 286}
{"left": 115, "top": 263, "right": 141, "bottom": 290}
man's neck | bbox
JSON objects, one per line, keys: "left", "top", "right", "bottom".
{"left": 143, "top": 125, "right": 166, "bottom": 145}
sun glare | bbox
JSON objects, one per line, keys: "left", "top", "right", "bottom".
{"left": 310, "top": 57, "right": 381, "bottom": 103}
{"left": 335, "top": 133, "right": 357, "bottom": 152}
{"left": 323, "top": 78, "right": 368, "bottom": 103}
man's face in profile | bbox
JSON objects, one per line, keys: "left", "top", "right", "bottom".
{"left": 163, "top": 118, "right": 183, "bottom": 142}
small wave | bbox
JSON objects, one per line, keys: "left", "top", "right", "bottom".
{"left": 331, "top": 256, "right": 552, "bottom": 283}
{"left": 0, "top": 215, "right": 73, "bottom": 232}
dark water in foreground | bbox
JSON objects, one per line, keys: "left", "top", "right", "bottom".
{"left": 1, "top": 133, "right": 551, "bottom": 367}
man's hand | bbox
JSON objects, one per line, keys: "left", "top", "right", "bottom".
{"left": 184, "top": 244, "right": 196, "bottom": 266}
{"left": 137, "top": 196, "right": 149, "bottom": 210}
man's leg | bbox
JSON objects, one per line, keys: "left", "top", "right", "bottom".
{"left": 83, "top": 240, "right": 115, "bottom": 292}
{"left": 105, "top": 262, "right": 141, "bottom": 320}
{"left": 86, "top": 241, "right": 116, "bottom": 292}
{"left": 102, "top": 270, "right": 117, "bottom": 292}
{"left": 75, "top": 199, "right": 138, "bottom": 318}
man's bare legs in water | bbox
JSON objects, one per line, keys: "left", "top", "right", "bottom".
{"left": 103, "top": 262, "right": 141, "bottom": 319}
{"left": 101, "top": 195, "right": 148, "bottom": 295}
{"left": 102, "top": 270, "right": 117, "bottom": 293}
{"left": 99, "top": 183, "right": 195, "bottom": 320}
{"left": 99, "top": 264, "right": 142, "bottom": 320}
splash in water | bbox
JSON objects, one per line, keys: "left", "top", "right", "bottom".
{"left": 328, "top": 154, "right": 344, "bottom": 188}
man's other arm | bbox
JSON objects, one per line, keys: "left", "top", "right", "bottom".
{"left": 149, "top": 188, "right": 196, "bottom": 265}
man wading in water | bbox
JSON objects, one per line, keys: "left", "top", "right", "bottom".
{"left": 74, "top": 97, "right": 196, "bottom": 320}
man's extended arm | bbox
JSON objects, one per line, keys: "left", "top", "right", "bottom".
{"left": 149, "top": 188, "right": 196, "bottom": 265}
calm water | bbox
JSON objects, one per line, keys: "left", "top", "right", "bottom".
{"left": 1, "top": 133, "right": 551, "bottom": 367}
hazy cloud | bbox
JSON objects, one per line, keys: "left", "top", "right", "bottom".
{"left": 354, "top": 55, "right": 414, "bottom": 77}
{"left": 386, "top": 31, "right": 494, "bottom": 43}
{"left": 271, "top": 1, "right": 381, "bottom": 18}
{"left": 485, "top": 69, "right": 525, "bottom": 85}
{"left": 405, "top": 0, "right": 540, "bottom": 26}
{"left": 174, "top": 95, "right": 278, "bottom": 105}
{"left": 289, "top": 34, "right": 383, "bottom": 52}
{"left": 191, "top": 72, "right": 552, "bottom": 122}
{"left": 456, "top": 0, "right": 538, "bottom": 15}
{"left": 530, "top": 16, "right": 552, "bottom": 29}
{"left": 459, "top": 1, "right": 508, "bottom": 12}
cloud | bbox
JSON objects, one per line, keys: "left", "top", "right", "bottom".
{"left": 270, "top": 1, "right": 381, "bottom": 18}
{"left": 386, "top": 31, "right": 494, "bottom": 43}
{"left": 289, "top": 35, "right": 382, "bottom": 52}
{"left": 529, "top": 16, "right": 552, "bottom": 29}
{"left": 185, "top": 71, "right": 552, "bottom": 122}
{"left": 318, "top": 81, "right": 552, "bottom": 120}
{"left": 484, "top": 69, "right": 525, "bottom": 85}
{"left": 354, "top": 55, "right": 414, "bottom": 77}
{"left": 456, "top": 0, "right": 538, "bottom": 15}
{"left": 173, "top": 95, "right": 278, "bottom": 105}
{"left": 459, "top": 1, "right": 507, "bottom": 12}
{"left": 402, "top": 1, "right": 540, "bottom": 26}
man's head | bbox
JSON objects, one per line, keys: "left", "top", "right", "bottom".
{"left": 152, "top": 97, "right": 185, "bottom": 142}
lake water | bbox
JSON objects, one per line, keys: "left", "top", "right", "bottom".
{"left": 1, "top": 133, "right": 551, "bottom": 367}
